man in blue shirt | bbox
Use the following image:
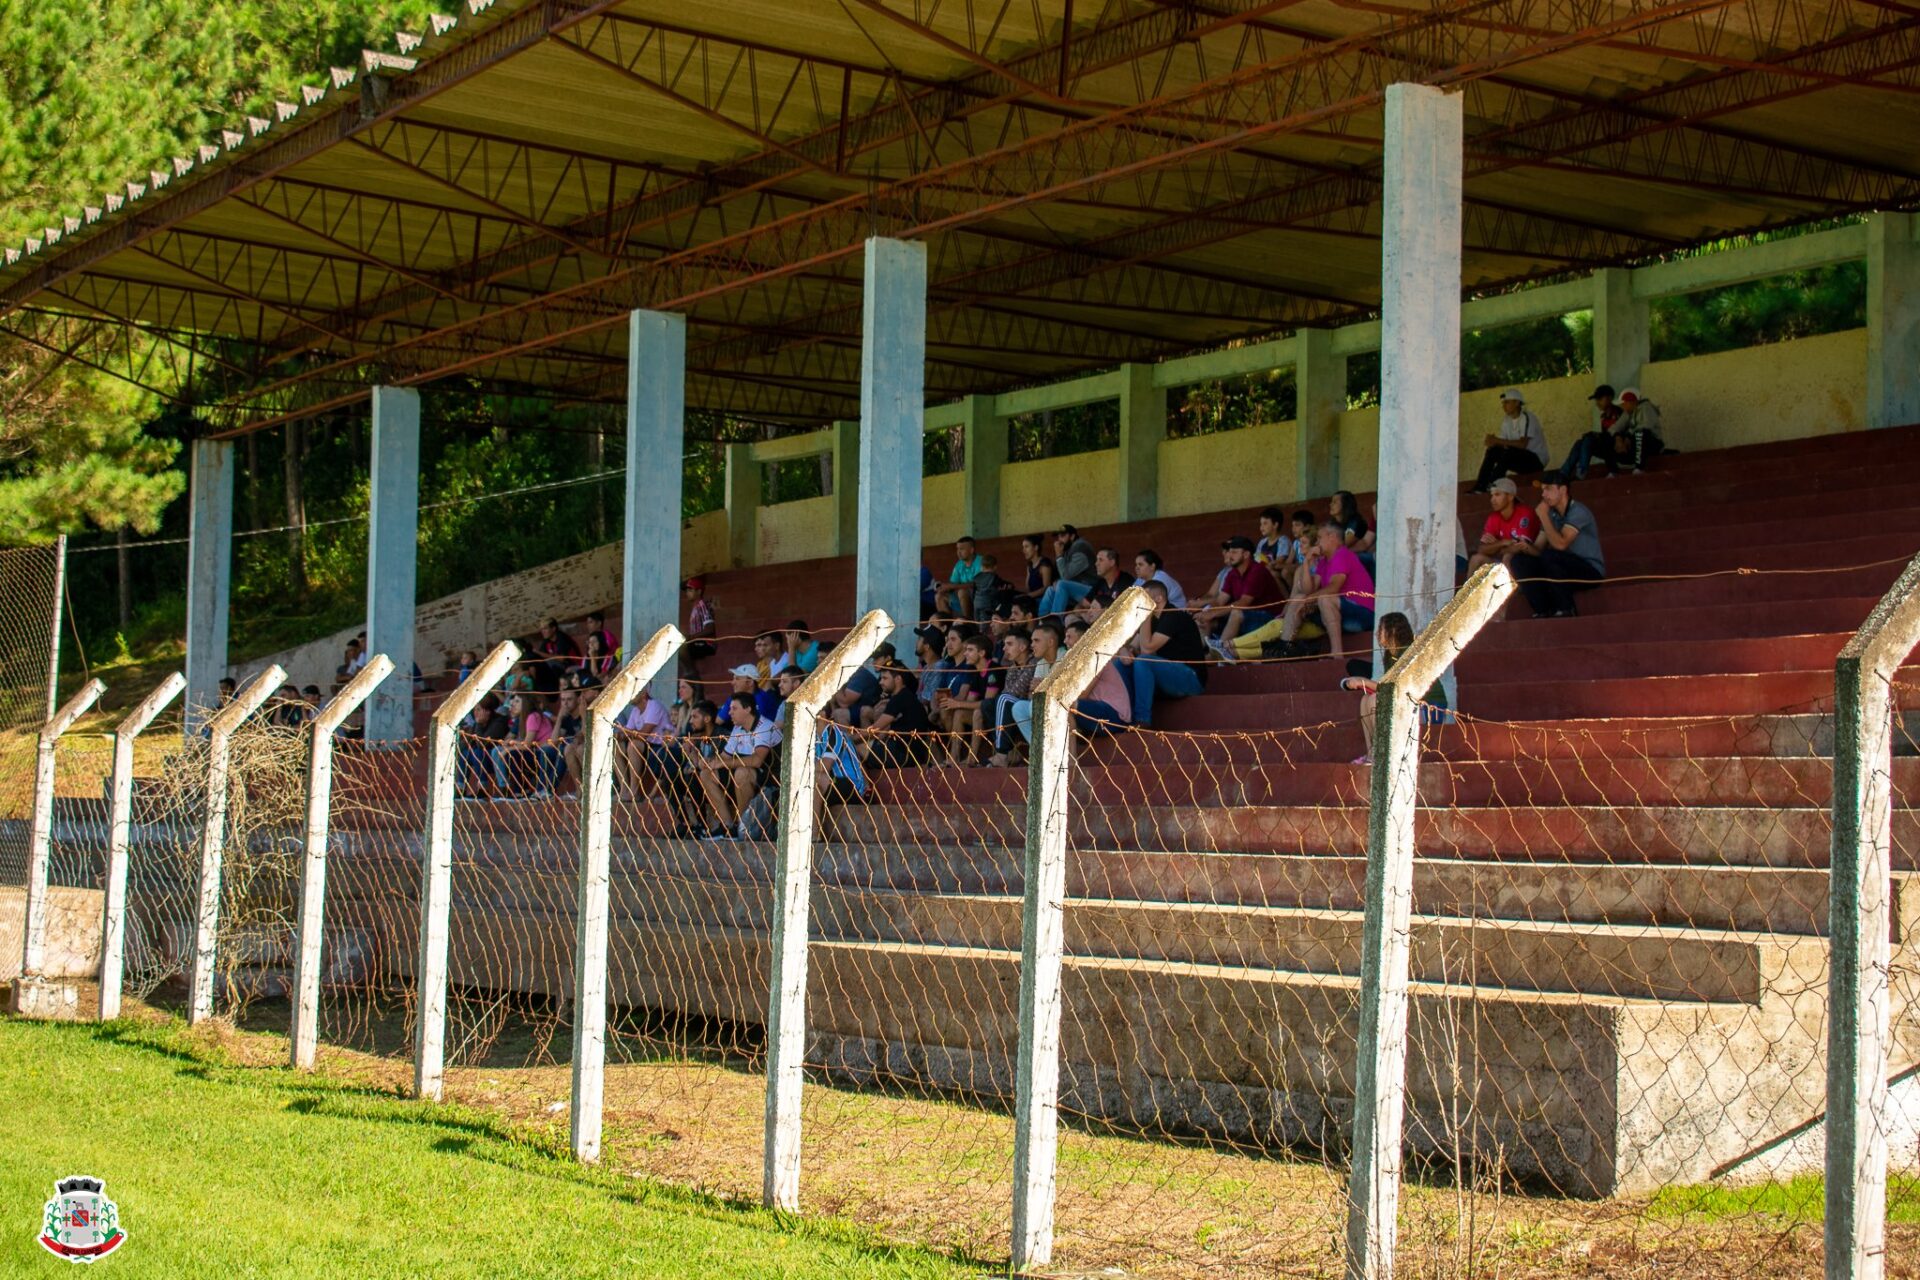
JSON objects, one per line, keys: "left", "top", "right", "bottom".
{"left": 1508, "top": 470, "right": 1606, "bottom": 618}
{"left": 931, "top": 535, "right": 985, "bottom": 617}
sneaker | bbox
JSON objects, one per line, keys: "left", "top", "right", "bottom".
{"left": 1351, "top": 754, "right": 1372, "bottom": 766}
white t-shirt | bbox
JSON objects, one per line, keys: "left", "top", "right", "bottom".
{"left": 620, "top": 698, "right": 670, "bottom": 741}
{"left": 1498, "top": 408, "right": 1548, "bottom": 464}
{"left": 724, "top": 718, "right": 781, "bottom": 759}
{"left": 1133, "top": 568, "right": 1188, "bottom": 608}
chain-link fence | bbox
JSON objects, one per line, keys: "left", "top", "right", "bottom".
{"left": 0, "top": 540, "right": 63, "bottom": 887}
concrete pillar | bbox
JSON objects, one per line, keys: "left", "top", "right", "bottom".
{"left": 1373, "top": 82, "right": 1463, "bottom": 646}
{"left": 183, "top": 438, "right": 233, "bottom": 735}
{"left": 830, "top": 419, "right": 860, "bottom": 558}
{"left": 960, "top": 394, "right": 1004, "bottom": 540}
{"left": 624, "top": 310, "right": 686, "bottom": 700}
{"left": 364, "top": 387, "right": 420, "bottom": 745}
{"left": 1117, "top": 363, "right": 1163, "bottom": 522}
{"left": 1295, "top": 328, "right": 1346, "bottom": 499}
{"left": 855, "top": 236, "right": 927, "bottom": 637}
{"left": 1868, "top": 212, "right": 1920, "bottom": 430}
{"left": 1591, "top": 267, "right": 1649, "bottom": 394}
{"left": 726, "top": 443, "right": 759, "bottom": 568}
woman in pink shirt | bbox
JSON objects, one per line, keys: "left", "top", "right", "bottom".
{"left": 494, "top": 692, "right": 558, "bottom": 796}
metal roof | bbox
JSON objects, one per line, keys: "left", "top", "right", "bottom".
{"left": 2, "top": 0, "right": 1915, "bottom": 435}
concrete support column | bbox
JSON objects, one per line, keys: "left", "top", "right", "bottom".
{"left": 1592, "top": 267, "right": 1649, "bottom": 394}
{"left": 623, "top": 310, "right": 687, "bottom": 700}
{"left": 1868, "top": 212, "right": 1920, "bottom": 430}
{"left": 830, "top": 419, "right": 861, "bottom": 558}
{"left": 726, "top": 443, "right": 760, "bottom": 568}
{"left": 855, "top": 237, "right": 927, "bottom": 637}
{"left": 960, "top": 394, "right": 1004, "bottom": 540}
{"left": 1373, "top": 83, "right": 1464, "bottom": 644}
{"left": 1117, "top": 363, "right": 1163, "bottom": 522}
{"left": 184, "top": 438, "right": 234, "bottom": 735}
{"left": 1294, "top": 328, "right": 1346, "bottom": 499}
{"left": 364, "top": 387, "right": 420, "bottom": 745}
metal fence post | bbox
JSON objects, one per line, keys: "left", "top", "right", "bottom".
{"left": 290, "top": 655, "right": 394, "bottom": 1069}
{"left": 1012, "top": 586, "right": 1155, "bottom": 1271}
{"left": 1345, "top": 564, "right": 1513, "bottom": 1280}
{"left": 186, "top": 665, "right": 285, "bottom": 1026}
{"left": 98, "top": 672, "right": 185, "bottom": 1021}
{"left": 15, "top": 679, "right": 106, "bottom": 993}
{"left": 571, "top": 626, "right": 684, "bottom": 1162}
{"left": 1828, "top": 551, "right": 1920, "bottom": 1280}
{"left": 763, "top": 610, "right": 893, "bottom": 1210}
{"left": 415, "top": 640, "right": 520, "bottom": 1102}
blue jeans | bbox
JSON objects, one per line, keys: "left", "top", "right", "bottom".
{"left": 1037, "top": 579, "right": 1092, "bottom": 619}
{"left": 1340, "top": 598, "right": 1375, "bottom": 633}
{"left": 1072, "top": 698, "right": 1128, "bottom": 737}
{"left": 1127, "top": 659, "right": 1203, "bottom": 728}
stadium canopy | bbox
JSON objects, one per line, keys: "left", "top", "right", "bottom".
{"left": 1, "top": 0, "right": 1916, "bottom": 436}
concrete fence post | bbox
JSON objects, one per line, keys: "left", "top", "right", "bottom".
{"left": 1011, "top": 586, "right": 1155, "bottom": 1271}
{"left": 289, "top": 655, "right": 395, "bottom": 1069}
{"left": 13, "top": 679, "right": 107, "bottom": 1010}
{"left": 1828, "top": 550, "right": 1920, "bottom": 1280}
{"left": 763, "top": 609, "right": 894, "bottom": 1211}
{"left": 98, "top": 672, "right": 185, "bottom": 1021}
{"left": 415, "top": 640, "right": 521, "bottom": 1102}
{"left": 571, "top": 626, "right": 685, "bottom": 1163}
{"left": 186, "top": 665, "right": 285, "bottom": 1026}
{"left": 1345, "top": 564, "right": 1514, "bottom": 1280}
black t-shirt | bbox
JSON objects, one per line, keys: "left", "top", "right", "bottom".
{"left": 556, "top": 713, "right": 582, "bottom": 741}
{"left": 468, "top": 713, "right": 511, "bottom": 742}
{"left": 1341, "top": 511, "right": 1369, "bottom": 544}
{"left": 1089, "top": 574, "right": 1129, "bottom": 607}
{"left": 949, "top": 667, "right": 988, "bottom": 700}
{"left": 881, "top": 688, "right": 932, "bottom": 733}
{"left": 1150, "top": 609, "right": 1208, "bottom": 668}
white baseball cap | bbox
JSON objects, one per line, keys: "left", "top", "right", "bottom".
{"left": 1499, "top": 388, "right": 1525, "bottom": 403}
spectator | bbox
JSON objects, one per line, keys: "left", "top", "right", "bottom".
{"left": 987, "top": 630, "right": 1036, "bottom": 766}
{"left": 266, "top": 684, "right": 304, "bottom": 729}
{"left": 334, "top": 637, "right": 363, "bottom": 685}
{"left": 832, "top": 644, "right": 889, "bottom": 728}
{"left": 936, "top": 634, "right": 992, "bottom": 765}
{"left": 695, "top": 692, "right": 781, "bottom": 838}
{"left": 666, "top": 699, "right": 722, "bottom": 838}
{"left": 554, "top": 687, "right": 587, "bottom": 784}
{"left": 719, "top": 663, "right": 781, "bottom": 725}
{"left": 680, "top": 577, "right": 716, "bottom": 676}
{"left": 868, "top": 661, "right": 934, "bottom": 768}
{"left": 1509, "top": 469, "right": 1605, "bottom": 618}
{"left": 1253, "top": 506, "right": 1292, "bottom": 570}
{"left": 582, "top": 611, "right": 617, "bottom": 658}
{"left": 502, "top": 658, "right": 536, "bottom": 694}
{"left": 1121, "top": 580, "right": 1206, "bottom": 727}
{"left": 968, "top": 555, "right": 1015, "bottom": 621}
{"left": 1197, "top": 536, "right": 1281, "bottom": 658}
{"left": 1466, "top": 478, "right": 1541, "bottom": 573}
{"left": 1471, "top": 389, "right": 1549, "bottom": 494}
{"left": 1328, "top": 491, "right": 1374, "bottom": 555}
{"left": 1339, "top": 611, "right": 1451, "bottom": 765}
{"left": 932, "top": 536, "right": 985, "bottom": 617}
{"left": 1086, "top": 547, "right": 1132, "bottom": 608}
{"left": 300, "top": 685, "right": 323, "bottom": 718}
{"left": 533, "top": 617, "right": 580, "bottom": 694}
{"left": 1132, "top": 549, "right": 1187, "bottom": 608}
{"left": 455, "top": 693, "right": 511, "bottom": 797}
{"left": 1560, "top": 383, "right": 1625, "bottom": 480}
{"left": 1267, "top": 521, "right": 1376, "bottom": 660}
{"left": 494, "top": 692, "right": 558, "bottom": 797}
{"left": 581, "top": 630, "right": 617, "bottom": 680}
{"left": 1019, "top": 533, "right": 1057, "bottom": 596}
{"left": 1036, "top": 526, "right": 1098, "bottom": 617}
{"left": 619, "top": 685, "right": 675, "bottom": 797}
{"left": 773, "top": 620, "right": 821, "bottom": 677}
{"left": 1614, "top": 388, "right": 1665, "bottom": 475}
{"left": 1005, "top": 620, "right": 1063, "bottom": 749}
{"left": 1284, "top": 509, "right": 1317, "bottom": 576}
{"left": 912, "top": 626, "right": 946, "bottom": 705}
{"left": 217, "top": 677, "right": 238, "bottom": 707}
{"left": 772, "top": 667, "right": 805, "bottom": 730}
{"left": 812, "top": 719, "right": 868, "bottom": 837}
{"left": 1062, "top": 617, "right": 1131, "bottom": 736}
{"left": 455, "top": 650, "right": 479, "bottom": 683}
{"left": 668, "top": 677, "right": 698, "bottom": 736}
{"left": 750, "top": 630, "right": 782, "bottom": 689}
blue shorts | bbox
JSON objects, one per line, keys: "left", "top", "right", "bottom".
{"left": 1340, "top": 598, "right": 1374, "bottom": 633}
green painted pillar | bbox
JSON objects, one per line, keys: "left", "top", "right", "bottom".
{"left": 1117, "top": 363, "right": 1163, "bottom": 522}
{"left": 961, "top": 394, "right": 1004, "bottom": 540}
{"left": 1592, "top": 267, "right": 1649, "bottom": 393}
{"left": 1868, "top": 212, "right": 1920, "bottom": 430}
{"left": 726, "top": 442, "right": 759, "bottom": 568}
{"left": 1294, "top": 328, "right": 1346, "bottom": 500}
{"left": 831, "top": 419, "right": 860, "bottom": 558}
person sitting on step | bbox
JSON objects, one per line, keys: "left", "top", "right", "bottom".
{"left": 1508, "top": 469, "right": 1606, "bottom": 618}
{"left": 1470, "top": 388, "right": 1549, "bottom": 494}
{"left": 1260, "top": 521, "right": 1376, "bottom": 661}
{"left": 1467, "top": 478, "right": 1541, "bottom": 574}
{"left": 1339, "top": 611, "right": 1451, "bottom": 766}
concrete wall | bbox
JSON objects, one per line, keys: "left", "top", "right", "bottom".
{"left": 1000, "top": 449, "right": 1120, "bottom": 534}
{"left": 757, "top": 494, "right": 833, "bottom": 566}
{"left": 1159, "top": 420, "right": 1297, "bottom": 518}
{"left": 0, "top": 885, "right": 101, "bottom": 981}
{"left": 922, "top": 470, "right": 965, "bottom": 545}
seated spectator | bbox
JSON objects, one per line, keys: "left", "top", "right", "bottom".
{"left": 718, "top": 663, "right": 781, "bottom": 726}
{"left": 1284, "top": 509, "right": 1317, "bottom": 576}
{"left": 911, "top": 626, "right": 946, "bottom": 706}
{"left": 1019, "top": 533, "right": 1057, "bottom": 596}
{"left": 1253, "top": 506, "right": 1292, "bottom": 570}
{"left": 680, "top": 577, "right": 716, "bottom": 677}
{"left": 581, "top": 630, "right": 617, "bottom": 680}
{"left": 1121, "top": 580, "right": 1206, "bottom": 728}
{"left": 932, "top": 536, "right": 985, "bottom": 617}
{"left": 267, "top": 683, "right": 305, "bottom": 729}
{"left": 455, "top": 650, "right": 479, "bottom": 684}
{"left": 1132, "top": 549, "right": 1187, "bottom": 608}
{"left": 832, "top": 642, "right": 891, "bottom": 728}
{"left": 300, "top": 685, "right": 323, "bottom": 718}
{"left": 1560, "top": 383, "right": 1624, "bottom": 480}
{"left": 1328, "top": 491, "right": 1375, "bottom": 556}
{"left": 1509, "top": 469, "right": 1605, "bottom": 618}
{"left": 968, "top": 555, "right": 1015, "bottom": 622}
{"left": 935, "top": 634, "right": 993, "bottom": 765}
{"left": 619, "top": 685, "right": 675, "bottom": 797}
{"left": 1198, "top": 536, "right": 1281, "bottom": 658}
{"left": 770, "top": 620, "right": 818, "bottom": 677}
{"left": 334, "top": 637, "right": 363, "bottom": 685}
{"left": 1265, "top": 521, "right": 1376, "bottom": 660}
{"left": 1466, "top": 478, "right": 1541, "bottom": 573}
{"left": 1036, "top": 525, "right": 1098, "bottom": 618}
{"left": 1339, "top": 611, "right": 1451, "bottom": 765}
{"left": 752, "top": 630, "right": 781, "bottom": 688}
{"left": 1086, "top": 547, "right": 1133, "bottom": 609}
{"left": 502, "top": 659, "right": 536, "bottom": 694}
{"left": 1062, "top": 617, "right": 1131, "bottom": 736}
{"left": 1613, "top": 388, "right": 1665, "bottom": 475}
{"left": 668, "top": 678, "right": 698, "bottom": 736}
{"left": 455, "top": 693, "right": 511, "bottom": 797}
{"left": 533, "top": 617, "right": 580, "bottom": 694}
{"left": 868, "top": 661, "right": 934, "bottom": 768}
{"left": 810, "top": 716, "right": 868, "bottom": 837}
{"left": 772, "top": 667, "right": 805, "bottom": 730}
{"left": 217, "top": 677, "right": 238, "bottom": 708}
{"left": 695, "top": 692, "right": 780, "bottom": 838}
{"left": 1471, "top": 389, "right": 1548, "bottom": 494}
{"left": 1006, "top": 620, "right": 1064, "bottom": 749}
{"left": 666, "top": 699, "right": 722, "bottom": 838}
{"left": 554, "top": 687, "right": 587, "bottom": 784}
{"left": 582, "top": 611, "right": 617, "bottom": 659}
{"left": 987, "top": 630, "right": 1036, "bottom": 766}
{"left": 494, "top": 693, "right": 559, "bottom": 797}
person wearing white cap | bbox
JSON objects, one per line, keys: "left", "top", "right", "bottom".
{"left": 1470, "top": 388, "right": 1549, "bottom": 494}
{"left": 1614, "top": 387, "right": 1666, "bottom": 474}
{"left": 1467, "top": 477, "right": 1542, "bottom": 574}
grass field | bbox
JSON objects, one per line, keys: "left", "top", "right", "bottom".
{"left": 0, "top": 1014, "right": 982, "bottom": 1279}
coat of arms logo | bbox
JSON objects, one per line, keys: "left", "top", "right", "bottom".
{"left": 39, "top": 1177, "right": 125, "bottom": 1263}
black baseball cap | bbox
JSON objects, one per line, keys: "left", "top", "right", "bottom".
{"left": 1587, "top": 384, "right": 1616, "bottom": 401}
{"left": 1220, "top": 535, "right": 1256, "bottom": 551}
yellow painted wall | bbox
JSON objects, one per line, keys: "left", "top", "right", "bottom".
{"left": 1640, "top": 327, "right": 1865, "bottom": 449}
{"left": 681, "top": 508, "right": 729, "bottom": 577}
{"left": 922, "top": 470, "right": 965, "bottom": 545}
{"left": 757, "top": 495, "right": 834, "bottom": 565}
{"left": 1000, "top": 449, "right": 1120, "bottom": 533}
{"left": 1158, "top": 421, "right": 1299, "bottom": 516}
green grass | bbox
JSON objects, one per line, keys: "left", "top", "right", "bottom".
{"left": 0, "top": 1016, "right": 985, "bottom": 1279}
{"left": 1648, "top": 1170, "right": 1920, "bottom": 1225}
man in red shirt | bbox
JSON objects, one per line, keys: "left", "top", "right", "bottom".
{"left": 1196, "top": 536, "right": 1282, "bottom": 656}
{"left": 1467, "top": 478, "right": 1540, "bottom": 574}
